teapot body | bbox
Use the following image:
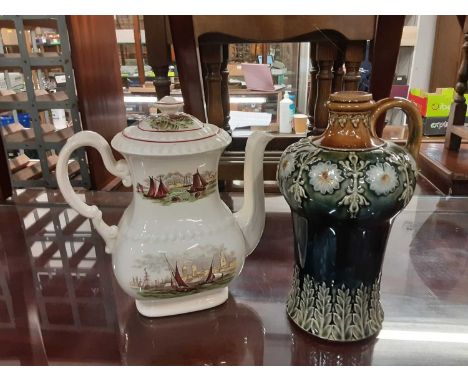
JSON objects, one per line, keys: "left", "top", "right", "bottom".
{"left": 56, "top": 97, "right": 273, "bottom": 317}
{"left": 114, "top": 149, "right": 247, "bottom": 316}
{"left": 277, "top": 91, "right": 422, "bottom": 341}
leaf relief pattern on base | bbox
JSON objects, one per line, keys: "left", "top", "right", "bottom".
{"left": 286, "top": 266, "right": 384, "bottom": 341}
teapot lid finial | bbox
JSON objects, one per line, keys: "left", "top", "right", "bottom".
{"left": 154, "top": 96, "right": 184, "bottom": 114}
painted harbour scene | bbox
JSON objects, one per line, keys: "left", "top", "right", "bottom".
{"left": 136, "top": 168, "right": 217, "bottom": 206}
{"left": 130, "top": 244, "right": 238, "bottom": 299}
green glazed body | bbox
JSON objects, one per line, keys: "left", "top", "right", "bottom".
{"left": 277, "top": 137, "right": 418, "bottom": 342}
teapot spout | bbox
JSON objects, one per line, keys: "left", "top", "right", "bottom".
{"left": 234, "top": 131, "right": 275, "bottom": 256}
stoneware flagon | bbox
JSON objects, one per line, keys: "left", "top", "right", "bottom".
{"left": 56, "top": 96, "right": 274, "bottom": 317}
{"left": 277, "top": 91, "right": 422, "bottom": 342}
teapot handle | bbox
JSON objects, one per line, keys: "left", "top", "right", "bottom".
{"left": 369, "top": 97, "right": 423, "bottom": 159}
{"left": 56, "top": 131, "right": 132, "bottom": 254}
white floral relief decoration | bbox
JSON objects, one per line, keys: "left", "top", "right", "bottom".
{"left": 277, "top": 138, "right": 315, "bottom": 189}
{"left": 288, "top": 146, "right": 321, "bottom": 203}
{"left": 365, "top": 162, "right": 399, "bottom": 196}
{"left": 279, "top": 140, "right": 416, "bottom": 218}
{"left": 388, "top": 152, "right": 415, "bottom": 206}
{"left": 308, "top": 162, "right": 344, "bottom": 195}
{"left": 338, "top": 152, "right": 370, "bottom": 218}
{"left": 287, "top": 266, "right": 384, "bottom": 341}
{"left": 278, "top": 153, "right": 296, "bottom": 179}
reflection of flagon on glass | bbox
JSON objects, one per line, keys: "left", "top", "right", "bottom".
{"left": 130, "top": 245, "right": 238, "bottom": 299}
{"left": 136, "top": 169, "right": 217, "bottom": 206}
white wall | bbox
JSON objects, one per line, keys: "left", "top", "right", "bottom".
{"left": 297, "top": 42, "right": 310, "bottom": 114}
{"left": 408, "top": 15, "right": 437, "bottom": 90}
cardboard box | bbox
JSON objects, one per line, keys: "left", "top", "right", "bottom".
{"left": 0, "top": 28, "right": 18, "bottom": 45}
{"left": 409, "top": 88, "right": 468, "bottom": 118}
{"left": 422, "top": 116, "right": 468, "bottom": 136}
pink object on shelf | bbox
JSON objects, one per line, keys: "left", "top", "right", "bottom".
{"left": 241, "top": 63, "right": 275, "bottom": 91}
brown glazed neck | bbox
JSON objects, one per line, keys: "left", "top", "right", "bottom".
{"left": 313, "top": 91, "right": 385, "bottom": 150}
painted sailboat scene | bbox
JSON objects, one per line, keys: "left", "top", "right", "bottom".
{"left": 130, "top": 245, "right": 238, "bottom": 299}
{"left": 136, "top": 169, "right": 217, "bottom": 206}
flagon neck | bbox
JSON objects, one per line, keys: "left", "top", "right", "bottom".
{"left": 313, "top": 91, "right": 385, "bottom": 150}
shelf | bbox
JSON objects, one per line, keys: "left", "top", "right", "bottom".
{"left": 12, "top": 155, "right": 58, "bottom": 182}
{"left": 8, "top": 154, "right": 30, "bottom": 173}
{"left": 3, "top": 123, "right": 54, "bottom": 149}
{"left": 0, "top": 53, "right": 22, "bottom": 68}
{"left": 0, "top": 90, "right": 71, "bottom": 110}
{"left": 36, "top": 91, "right": 71, "bottom": 109}
{"left": 30, "top": 52, "right": 64, "bottom": 67}
{"left": 3, "top": 123, "right": 76, "bottom": 150}
{"left": 0, "top": 91, "right": 28, "bottom": 103}
{"left": 43, "top": 126, "right": 75, "bottom": 148}
{"left": 66, "top": 160, "right": 80, "bottom": 177}
{"left": 11, "top": 155, "right": 79, "bottom": 183}
{"left": 0, "top": 18, "right": 15, "bottom": 29}
{"left": 0, "top": 52, "right": 64, "bottom": 68}
{"left": 20, "top": 17, "right": 59, "bottom": 29}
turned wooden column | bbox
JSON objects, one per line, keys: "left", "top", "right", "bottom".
{"left": 168, "top": 16, "right": 206, "bottom": 121}
{"left": 133, "top": 16, "right": 145, "bottom": 86}
{"left": 332, "top": 53, "right": 345, "bottom": 92}
{"left": 221, "top": 44, "right": 231, "bottom": 131}
{"left": 200, "top": 44, "right": 224, "bottom": 128}
{"left": 143, "top": 16, "right": 171, "bottom": 99}
{"left": 343, "top": 41, "right": 366, "bottom": 91}
{"left": 312, "top": 42, "right": 337, "bottom": 135}
{"left": 307, "top": 43, "right": 318, "bottom": 128}
{"left": 445, "top": 17, "right": 468, "bottom": 151}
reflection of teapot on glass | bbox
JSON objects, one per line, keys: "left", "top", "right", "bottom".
{"left": 120, "top": 297, "right": 265, "bottom": 365}
{"left": 56, "top": 96, "right": 274, "bottom": 317}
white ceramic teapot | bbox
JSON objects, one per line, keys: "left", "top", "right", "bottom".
{"left": 56, "top": 97, "right": 274, "bottom": 317}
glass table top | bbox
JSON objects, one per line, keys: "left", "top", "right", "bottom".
{"left": 0, "top": 189, "right": 467, "bottom": 365}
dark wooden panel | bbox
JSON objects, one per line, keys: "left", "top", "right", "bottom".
{"left": 430, "top": 16, "right": 465, "bottom": 92}
{"left": 168, "top": 16, "right": 206, "bottom": 122}
{"left": 200, "top": 44, "right": 223, "bottom": 127}
{"left": 343, "top": 41, "right": 366, "bottom": 91}
{"left": 443, "top": 16, "right": 467, "bottom": 152}
{"left": 66, "top": 16, "right": 126, "bottom": 190}
{"left": 144, "top": 16, "right": 171, "bottom": 66}
{"left": 313, "top": 42, "right": 337, "bottom": 134}
{"left": 144, "top": 15, "right": 171, "bottom": 99}
{"left": 194, "top": 16, "right": 376, "bottom": 42}
{"left": 370, "top": 15, "right": 405, "bottom": 137}
{"left": 133, "top": 16, "right": 145, "bottom": 86}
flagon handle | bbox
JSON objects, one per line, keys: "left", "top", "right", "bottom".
{"left": 56, "top": 131, "right": 132, "bottom": 253}
{"left": 369, "top": 97, "right": 423, "bottom": 159}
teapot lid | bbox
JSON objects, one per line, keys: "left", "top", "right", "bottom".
{"left": 112, "top": 96, "right": 231, "bottom": 156}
